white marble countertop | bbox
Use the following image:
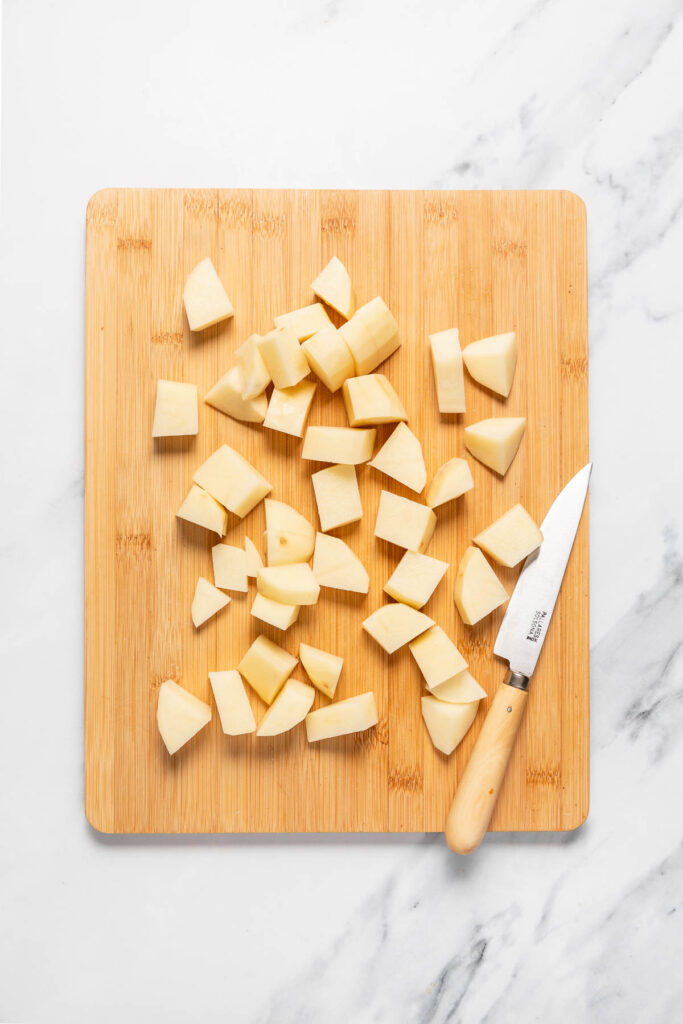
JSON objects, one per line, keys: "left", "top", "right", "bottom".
{"left": 1, "top": 0, "right": 682, "bottom": 1020}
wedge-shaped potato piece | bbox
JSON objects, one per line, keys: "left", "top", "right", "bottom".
{"left": 264, "top": 499, "right": 315, "bottom": 566}
{"left": 204, "top": 365, "right": 267, "bottom": 423}
{"left": 453, "top": 547, "right": 508, "bottom": 625}
{"left": 193, "top": 444, "right": 271, "bottom": 518}
{"left": 311, "top": 256, "right": 355, "bottom": 319}
{"left": 299, "top": 642, "right": 344, "bottom": 699}
{"left": 339, "top": 297, "right": 400, "bottom": 375}
{"left": 375, "top": 491, "right": 437, "bottom": 553}
{"left": 264, "top": 380, "right": 317, "bottom": 437}
{"left": 312, "top": 464, "right": 362, "bottom": 532}
{"left": 302, "top": 426, "right": 376, "bottom": 464}
{"left": 183, "top": 257, "right": 233, "bottom": 331}
{"left": 177, "top": 484, "right": 227, "bottom": 537}
{"left": 238, "top": 634, "right": 298, "bottom": 705}
{"left": 421, "top": 695, "right": 479, "bottom": 755}
{"left": 409, "top": 625, "right": 467, "bottom": 689}
{"left": 428, "top": 669, "right": 487, "bottom": 703}
{"left": 301, "top": 324, "right": 355, "bottom": 393}
{"left": 274, "top": 302, "right": 331, "bottom": 341}
{"left": 257, "top": 563, "right": 320, "bottom": 605}
{"left": 257, "top": 678, "right": 315, "bottom": 736}
{"left": 474, "top": 503, "right": 543, "bottom": 568}
{"left": 426, "top": 457, "right": 474, "bottom": 508}
{"left": 362, "top": 603, "right": 434, "bottom": 654}
{"left": 342, "top": 374, "right": 408, "bottom": 427}
{"left": 235, "top": 333, "right": 271, "bottom": 399}
{"left": 313, "top": 532, "right": 369, "bottom": 593}
{"left": 212, "top": 543, "right": 248, "bottom": 593}
{"left": 209, "top": 670, "right": 256, "bottom": 735}
{"left": 157, "top": 679, "right": 211, "bottom": 755}
{"left": 462, "top": 332, "right": 517, "bottom": 397}
{"left": 191, "top": 576, "right": 230, "bottom": 628}
{"left": 306, "top": 692, "right": 378, "bottom": 742}
{"left": 251, "top": 593, "right": 300, "bottom": 631}
{"left": 384, "top": 550, "right": 449, "bottom": 609}
{"left": 244, "top": 535, "right": 263, "bottom": 577}
{"left": 152, "top": 380, "right": 198, "bottom": 437}
{"left": 257, "top": 327, "right": 309, "bottom": 389}
{"left": 368, "top": 422, "right": 426, "bottom": 494}
{"left": 464, "top": 417, "right": 526, "bottom": 476}
{"left": 429, "top": 327, "right": 465, "bottom": 413}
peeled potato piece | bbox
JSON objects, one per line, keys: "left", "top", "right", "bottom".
{"left": 257, "top": 678, "right": 316, "bottom": 736}
{"left": 191, "top": 576, "right": 230, "bottom": 628}
{"left": 384, "top": 551, "right": 449, "bottom": 609}
{"left": 235, "top": 334, "right": 271, "bottom": 399}
{"left": 362, "top": 603, "right": 434, "bottom": 654}
{"left": 302, "top": 426, "right": 376, "bottom": 465}
{"left": 302, "top": 325, "right": 355, "bottom": 393}
{"left": 299, "top": 642, "right": 343, "bottom": 699}
{"left": 264, "top": 380, "right": 317, "bottom": 437}
{"left": 453, "top": 547, "right": 508, "bottom": 626}
{"left": 429, "top": 327, "right": 465, "bottom": 413}
{"left": 177, "top": 484, "right": 227, "bottom": 537}
{"left": 462, "top": 332, "right": 517, "bottom": 397}
{"left": 311, "top": 464, "right": 362, "bottom": 532}
{"left": 274, "top": 302, "right": 331, "bottom": 341}
{"left": 426, "top": 458, "right": 474, "bottom": 508}
{"left": 368, "top": 422, "right": 426, "bottom": 494}
{"left": 183, "top": 257, "right": 233, "bottom": 331}
{"left": 157, "top": 679, "right": 211, "bottom": 755}
{"left": 250, "top": 593, "right": 300, "bottom": 631}
{"left": 409, "top": 626, "right": 468, "bottom": 689}
{"left": 474, "top": 503, "right": 543, "bottom": 568}
{"left": 313, "top": 532, "right": 369, "bottom": 593}
{"left": 264, "top": 499, "right": 315, "bottom": 566}
{"left": 339, "top": 297, "right": 400, "bottom": 375}
{"left": 257, "top": 327, "right": 309, "bottom": 389}
{"left": 193, "top": 444, "right": 271, "bottom": 518}
{"left": 211, "top": 543, "right": 248, "bottom": 593}
{"left": 311, "top": 257, "right": 355, "bottom": 319}
{"left": 209, "top": 670, "right": 256, "bottom": 735}
{"left": 342, "top": 374, "right": 407, "bottom": 427}
{"left": 374, "top": 491, "right": 436, "bottom": 553}
{"left": 238, "top": 634, "right": 298, "bottom": 705}
{"left": 152, "top": 380, "right": 198, "bottom": 437}
{"left": 257, "top": 563, "right": 320, "bottom": 605}
{"left": 306, "top": 692, "right": 378, "bottom": 742}
{"left": 428, "top": 669, "right": 487, "bottom": 703}
{"left": 204, "top": 365, "right": 267, "bottom": 423}
{"left": 464, "top": 418, "right": 526, "bottom": 476}
{"left": 421, "top": 696, "right": 479, "bottom": 755}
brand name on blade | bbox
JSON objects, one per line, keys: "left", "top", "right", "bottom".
{"left": 526, "top": 609, "right": 547, "bottom": 642}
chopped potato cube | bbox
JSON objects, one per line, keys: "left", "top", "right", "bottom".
{"left": 311, "top": 464, "right": 362, "bottom": 532}
{"left": 235, "top": 334, "right": 271, "bottom": 399}
{"left": 238, "top": 634, "right": 298, "bottom": 705}
{"left": 302, "top": 426, "right": 376, "bottom": 464}
{"left": 193, "top": 444, "right": 271, "bottom": 518}
{"left": 299, "top": 642, "right": 343, "bottom": 699}
{"left": 176, "top": 484, "right": 227, "bottom": 537}
{"left": 374, "top": 491, "right": 436, "bottom": 553}
{"left": 251, "top": 593, "right": 300, "bottom": 631}
{"left": 428, "top": 327, "right": 465, "bottom": 413}
{"left": 152, "top": 380, "right": 198, "bottom": 437}
{"left": 409, "top": 626, "right": 468, "bottom": 689}
{"left": 306, "top": 692, "right": 378, "bottom": 742}
{"left": 313, "top": 532, "right": 369, "bottom": 593}
{"left": 362, "top": 603, "right": 434, "bottom": 654}
{"left": 183, "top": 257, "right": 233, "bottom": 331}
{"left": 464, "top": 418, "right": 526, "bottom": 476}
{"left": 274, "top": 302, "right": 331, "bottom": 341}
{"left": 310, "top": 257, "right": 355, "bottom": 319}
{"left": 209, "top": 670, "right": 256, "bottom": 735}
{"left": 264, "top": 380, "right": 317, "bottom": 437}
{"left": 212, "top": 543, "right": 248, "bottom": 593}
{"left": 204, "top": 366, "right": 267, "bottom": 423}
{"left": 191, "top": 576, "right": 230, "bottom": 628}
{"left": 384, "top": 550, "right": 448, "bottom": 609}
{"left": 257, "top": 563, "right": 320, "bottom": 605}
{"left": 157, "top": 680, "right": 211, "bottom": 755}
{"left": 339, "top": 297, "right": 400, "bottom": 374}
{"left": 421, "top": 696, "right": 479, "bottom": 755}
{"left": 302, "top": 325, "right": 355, "bottom": 392}
{"left": 368, "top": 422, "right": 426, "bottom": 493}
{"left": 257, "top": 678, "right": 315, "bottom": 736}
{"left": 474, "top": 503, "right": 543, "bottom": 568}
{"left": 426, "top": 457, "right": 474, "bottom": 508}
{"left": 462, "top": 332, "right": 517, "bottom": 397}
{"left": 257, "top": 327, "right": 309, "bottom": 389}
{"left": 453, "top": 546, "right": 508, "bottom": 625}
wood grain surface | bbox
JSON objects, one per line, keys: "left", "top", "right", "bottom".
{"left": 85, "top": 189, "right": 589, "bottom": 834}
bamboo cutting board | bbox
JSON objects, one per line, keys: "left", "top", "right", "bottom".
{"left": 85, "top": 189, "right": 588, "bottom": 834}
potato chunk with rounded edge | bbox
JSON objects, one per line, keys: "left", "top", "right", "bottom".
{"left": 453, "top": 547, "right": 508, "bottom": 626}
{"left": 368, "top": 422, "right": 426, "bottom": 494}
{"left": 426, "top": 457, "right": 474, "bottom": 508}
{"left": 362, "top": 603, "right": 434, "bottom": 654}
{"left": 264, "top": 380, "right": 317, "bottom": 437}
{"left": 183, "top": 257, "right": 233, "bottom": 331}
{"left": 306, "top": 692, "right": 378, "bottom": 742}
{"left": 238, "top": 635, "right": 298, "bottom": 705}
{"left": 311, "top": 464, "right": 362, "bottom": 532}
{"left": 257, "top": 563, "right": 320, "bottom": 606}
{"left": 462, "top": 332, "right": 517, "bottom": 397}
{"left": 473, "top": 503, "right": 543, "bottom": 568}
{"left": 342, "top": 374, "right": 407, "bottom": 427}
{"left": 302, "top": 325, "right": 355, "bottom": 392}
{"left": 299, "top": 643, "right": 343, "bottom": 699}
{"left": 302, "top": 426, "right": 376, "bottom": 465}
{"left": 374, "top": 491, "right": 436, "bottom": 553}
{"left": 157, "top": 680, "right": 211, "bottom": 755}
{"left": 409, "top": 626, "right": 467, "bottom": 690}
{"left": 421, "top": 696, "right": 479, "bottom": 755}
{"left": 310, "top": 257, "right": 355, "bottom": 319}
{"left": 464, "top": 418, "right": 526, "bottom": 476}
{"left": 191, "top": 576, "right": 230, "bottom": 628}
{"left": 204, "top": 366, "right": 267, "bottom": 423}
{"left": 257, "top": 678, "right": 315, "bottom": 736}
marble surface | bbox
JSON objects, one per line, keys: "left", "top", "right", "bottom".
{"left": 1, "top": 0, "right": 682, "bottom": 1020}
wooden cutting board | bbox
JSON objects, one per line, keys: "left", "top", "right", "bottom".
{"left": 85, "top": 189, "right": 588, "bottom": 834}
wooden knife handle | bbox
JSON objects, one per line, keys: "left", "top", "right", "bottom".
{"left": 445, "top": 682, "right": 528, "bottom": 854}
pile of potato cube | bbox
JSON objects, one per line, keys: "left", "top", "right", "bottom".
{"left": 153, "top": 255, "right": 543, "bottom": 758}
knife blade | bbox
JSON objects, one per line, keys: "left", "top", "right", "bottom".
{"left": 445, "top": 463, "right": 592, "bottom": 854}
{"left": 493, "top": 462, "right": 592, "bottom": 678}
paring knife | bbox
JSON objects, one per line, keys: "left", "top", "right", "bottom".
{"left": 445, "top": 463, "right": 592, "bottom": 854}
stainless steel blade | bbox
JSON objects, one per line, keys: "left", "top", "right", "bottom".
{"left": 493, "top": 463, "right": 592, "bottom": 678}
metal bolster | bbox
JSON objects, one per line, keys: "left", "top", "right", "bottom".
{"left": 504, "top": 669, "right": 530, "bottom": 691}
